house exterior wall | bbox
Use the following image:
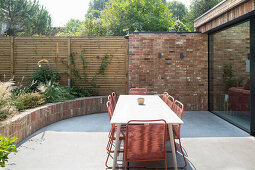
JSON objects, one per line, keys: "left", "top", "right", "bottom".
{"left": 194, "top": 0, "right": 255, "bottom": 33}
{"left": 128, "top": 33, "right": 208, "bottom": 111}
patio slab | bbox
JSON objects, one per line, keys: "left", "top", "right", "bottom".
{"left": 4, "top": 111, "right": 255, "bottom": 170}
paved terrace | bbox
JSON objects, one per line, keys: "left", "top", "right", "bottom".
{"left": 5, "top": 111, "right": 255, "bottom": 170}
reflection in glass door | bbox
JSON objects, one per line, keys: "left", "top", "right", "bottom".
{"left": 209, "top": 21, "right": 251, "bottom": 132}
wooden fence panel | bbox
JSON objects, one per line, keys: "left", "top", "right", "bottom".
{"left": 70, "top": 37, "right": 128, "bottom": 95}
{"left": 0, "top": 37, "right": 11, "bottom": 80}
{"left": 0, "top": 37, "right": 128, "bottom": 95}
{"left": 13, "top": 37, "right": 68, "bottom": 85}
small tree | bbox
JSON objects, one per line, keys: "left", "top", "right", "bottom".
{"left": 0, "top": 0, "right": 52, "bottom": 36}
{"left": 169, "top": 20, "right": 189, "bottom": 32}
{"left": 56, "top": 19, "right": 84, "bottom": 36}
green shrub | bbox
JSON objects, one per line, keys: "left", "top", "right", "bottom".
{"left": 38, "top": 81, "right": 75, "bottom": 103}
{"left": 0, "top": 136, "right": 17, "bottom": 167}
{"left": 0, "top": 100, "right": 17, "bottom": 121}
{"left": 0, "top": 81, "right": 17, "bottom": 120}
{"left": 69, "top": 87, "right": 95, "bottom": 97}
{"left": 15, "top": 92, "right": 45, "bottom": 110}
{"left": 30, "top": 67, "right": 60, "bottom": 90}
{"left": 11, "top": 81, "right": 37, "bottom": 97}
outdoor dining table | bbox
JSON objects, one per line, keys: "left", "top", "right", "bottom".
{"left": 110, "top": 95, "right": 183, "bottom": 170}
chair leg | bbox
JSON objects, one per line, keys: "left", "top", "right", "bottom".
{"left": 174, "top": 139, "right": 177, "bottom": 151}
{"left": 165, "top": 159, "right": 167, "bottom": 170}
{"left": 166, "top": 138, "right": 176, "bottom": 153}
{"left": 105, "top": 134, "right": 113, "bottom": 168}
{"left": 178, "top": 138, "right": 187, "bottom": 168}
{"left": 107, "top": 128, "right": 114, "bottom": 152}
{"left": 106, "top": 130, "right": 125, "bottom": 169}
{"left": 105, "top": 139, "right": 124, "bottom": 169}
{"left": 165, "top": 138, "right": 187, "bottom": 169}
{"left": 106, "top": 131, "right": 112, "bottom": 151}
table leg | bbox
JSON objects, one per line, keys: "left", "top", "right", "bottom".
{"left": 168, "top": 124, "right": 178, "bottom": 170}
{"left": 112, "top": 124, "right": 121, "bottom": 170}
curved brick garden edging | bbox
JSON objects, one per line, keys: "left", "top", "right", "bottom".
{"left": 0, "top": 96, "right": 108, "bottom": 144}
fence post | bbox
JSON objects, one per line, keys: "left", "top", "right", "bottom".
{"left": 67, "top": 37, "right": 71, "bottom": 87}
{"left": 10, "top": 37, "right": 14, "bottom": 79}
{"left": 125, "top": 39, "right": 129, "bottom": 94}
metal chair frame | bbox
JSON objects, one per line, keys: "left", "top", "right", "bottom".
{"left": 169, "top": 100, "right": 187, "bottom": 169}
{"left": 166, "top": 95, "right": 175, "bottom": 109}
{"left": 105, "top": 95, "right": 126, "bottom": 169}
{"left": 129, "top": 88, "right": 147, "bottom": 95}
{"left": 112, "top": 92, "right": 117, "bottom": 109}
{"left": 162, "top": 92, "right": 169, "bottom": 103}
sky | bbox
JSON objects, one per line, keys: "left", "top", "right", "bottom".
{"left": 38, "top": 0, "right": 191, "bottom": 27}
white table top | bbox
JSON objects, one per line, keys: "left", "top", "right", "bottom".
{"left": 111, "top": 95, "right": 183, "bottom": 124}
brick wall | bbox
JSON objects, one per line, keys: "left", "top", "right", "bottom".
{"left": 129, "top": 33, "right": 208, "bottom": 111}
{"left": 209, "top": 22, "right": 250, "bottom": 111}
{"left": 0, "top": 96, "right": 108, "bottom": 144}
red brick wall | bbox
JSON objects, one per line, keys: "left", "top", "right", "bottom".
{"left": 0, "top": 96, "right": 108, "bottom": 144}
{"left": 129, "top": 33, "right": 208, "bottom": 110}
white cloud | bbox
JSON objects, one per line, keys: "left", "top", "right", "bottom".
{"left": 38, "top": 0, "right": 90, "bottom": 27}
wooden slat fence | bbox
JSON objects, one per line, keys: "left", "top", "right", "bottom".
{"left": 0, "top": 37, "right": 129, "bottom": 95}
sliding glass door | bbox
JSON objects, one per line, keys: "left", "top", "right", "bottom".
{"left": 209, "top": 21, "right": 251, "bottom": 132}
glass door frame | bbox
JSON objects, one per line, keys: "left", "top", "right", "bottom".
{"left": 208, "top": 17, "right": 255, "bottom": 136}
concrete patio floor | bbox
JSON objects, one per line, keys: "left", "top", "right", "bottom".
{"left": 4, "top": 111, "right": 255, "bottom": 170}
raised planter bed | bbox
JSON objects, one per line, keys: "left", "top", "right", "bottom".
{"left": 0, "top": 96, "right": 108, "bottom": 144}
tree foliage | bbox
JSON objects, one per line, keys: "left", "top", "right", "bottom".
{"left": 86, "top": 0, "right": 109, "bottom": 18}
{"left": 57, "top": 19, "right": 84, "bottom": 36}
{"left": 58, "top": 0, "right": 176, "bottom": 36}
{"left": 169, "top": 20, "right": 188, "bottom": 32}
{"left": 0, "top": 0, "right": 52, "bottom": 36}
{"left": 189, "top": 0, "right": 222, "bottom": 20}
{"left": 168, "top": 1, "right": 187, "bottom": 22}
{"left": 184, "top": 0, "right": 223, "bottom": 31}
{"left": 58, "top": 0, "right": 224, "bottom": 36}
{"left": 100, "top": 0, "right": 174, "bottom": 35}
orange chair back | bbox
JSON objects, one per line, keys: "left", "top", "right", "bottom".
{"left": 129, "top": 88, "right": 147, "bottom": 95}
{"left": 111, "top": 92, "right": 117, "bottom": 107}
{"left": 166, "top": 95, "right": 175, "bottom": 109}
{"left": 106, "top": 101, "right": 114, "bottom": 120}
{"left": 172, "top": 100, "right": 184, "bottom": 139}
{"left": 162, "top": 92, "right": 169, "bottom": 103}
{"left": 124, "top": 119, "right": 167, "bottom": 168}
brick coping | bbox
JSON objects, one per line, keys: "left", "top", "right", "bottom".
{"left": 0, "top": 96, "right": 108, "bottom": 144}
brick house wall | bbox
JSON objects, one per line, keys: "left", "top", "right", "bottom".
{"left": 194, "top": 0, "right": 254, "bottom": 33}
{"left": 128, "top": 33, "right": 208, "bottom": 111}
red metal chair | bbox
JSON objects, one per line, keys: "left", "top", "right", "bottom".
{"left": 124, "top": 120, "right": 168, "bottom": 170}
{"left": 111, "top": 92, "right": 117, "bottom": 109}
{"left": 171, "top": 100, "right": 187, "bottom": 168}
{"left": 129, "top": 88, "right": 147, "bottom": 95}
{"left": 162, "top": 92, "right": 169, "bottom": 103}
{"left": 107, "top": 95, "right": 115, "bottom": 114}
{"left": 166, "top": 95, "right": 175, "bottom": 109}
{"left": 105, "top": 100, "right": 125, "bottom": 169}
